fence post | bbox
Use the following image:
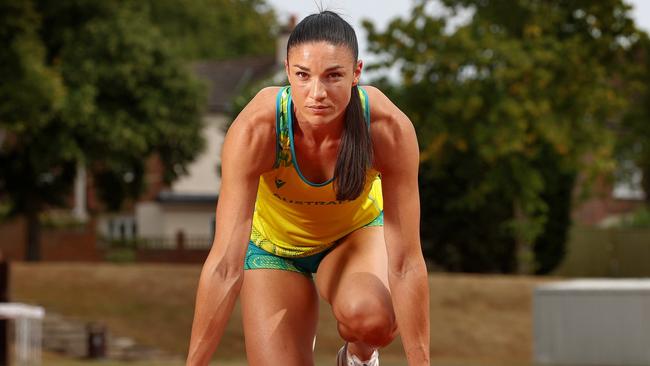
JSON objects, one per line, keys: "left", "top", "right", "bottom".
{"left": 87, "top": 322, "right": 106, "bottom": 359}
{"left": 176, "top": 230, "right": 186, "bottom": 263}
{"left": 0, "top": 253, "right": 9, "bottom": 366}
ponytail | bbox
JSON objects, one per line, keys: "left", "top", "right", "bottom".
{"left": 333, "top": 87, "right": 373, "bottom": 200}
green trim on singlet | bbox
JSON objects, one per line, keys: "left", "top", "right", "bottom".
{"left": 366, "top": 205, "right": 383, "bottom": 225}
{"left": 273, "top": 86, "right": 285, "bottom": 167}
{"left": 283, "top": 86, "right": 371, "bottom": 187}
{"left": 359, "top": 86, "right": 371, "bottom": 127}
{"left": 287, "top": 96, "right": 334, "bottom": 187}
{"left": 275, "top": 86, "right": 292, "bottom": 168}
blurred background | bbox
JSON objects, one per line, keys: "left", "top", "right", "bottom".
{"left": 1, "top": 0, "right": 649, "bottom": 365}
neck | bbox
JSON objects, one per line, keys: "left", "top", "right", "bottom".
{"left": 293, "top": 108, "right": 345, "bottom": 145}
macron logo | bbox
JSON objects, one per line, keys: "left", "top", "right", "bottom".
{"left": 275, "top": 178, "right": 286, "bottom": 189}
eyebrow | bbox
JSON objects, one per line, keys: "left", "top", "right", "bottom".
{"left": 293, "top": 64, "right": 345, "bottom": 72}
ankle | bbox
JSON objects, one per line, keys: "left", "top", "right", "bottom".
{"left": 347, "top": 341, "right": 376, "bottom": 361}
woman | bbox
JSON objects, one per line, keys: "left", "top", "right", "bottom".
{"left": 186, "top": 11, "right": 430, "bottom": 366}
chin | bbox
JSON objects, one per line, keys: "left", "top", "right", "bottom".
{"left": 307, "top": 115, "right": 334, "bottom": 125}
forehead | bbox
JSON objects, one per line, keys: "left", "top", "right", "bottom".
{"left": 287, "top": 41, "right": 356, "bottom": 67}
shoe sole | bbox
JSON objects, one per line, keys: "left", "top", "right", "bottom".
{"left": 336, "top": 344, "right": 347, "bottom": 366}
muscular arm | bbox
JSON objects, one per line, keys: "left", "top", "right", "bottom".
{"left": 186, "top": 88, "right": 278, "bottom": 365}
{"left": 368, "top": 87, "right": 430, "bottom": 365}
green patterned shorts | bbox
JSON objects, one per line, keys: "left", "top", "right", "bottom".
{"left": 244, "top": 211, "right": 384, "bottom": 276}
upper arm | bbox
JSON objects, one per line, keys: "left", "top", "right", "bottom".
{"left": 205, "top": 87, "right": 278, "bottom": 269}
{"left": 367, "top": 86, "right": 422, "bottom": 271}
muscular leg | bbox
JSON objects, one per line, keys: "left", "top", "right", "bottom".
{"left": 316, "top": 226, "right": 398, "bottom": 360}
{"left": 241, "top": 269, "right": 319, "bottom": 366}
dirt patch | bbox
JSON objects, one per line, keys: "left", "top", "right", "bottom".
{"left": 11, "top": 263, "right": 556, "bottom": 363}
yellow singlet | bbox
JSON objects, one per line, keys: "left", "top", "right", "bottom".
{"left": 250, "top": 86, "right": 383, "bottom": 258}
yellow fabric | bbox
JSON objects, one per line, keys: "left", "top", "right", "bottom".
{"left": 250, "top": 86, "right": 383, "bottom": 258}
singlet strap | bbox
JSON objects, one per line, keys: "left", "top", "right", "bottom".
{"left": 357, "top": 86, "right": 371, "bottom": 129}
{"left": 274, "top": 86, "right": 292, "bottom": 168}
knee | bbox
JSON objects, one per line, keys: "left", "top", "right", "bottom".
{"left": 334, "top": 297, "right": 397, "bottom": 347}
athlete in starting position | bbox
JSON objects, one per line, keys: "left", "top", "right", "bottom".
{"left": 186, "top": 11, "right": 430, "bottom": 366}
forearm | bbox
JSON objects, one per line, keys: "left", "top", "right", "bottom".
{"left": 186, "top": 262, "right": 244, "bottom": 366}
{"left": 388, "top": 257, "right": 430, "bottom": 366}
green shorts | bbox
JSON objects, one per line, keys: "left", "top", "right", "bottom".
{"left": 244, "top": 211, "right": 384, "bottom": 276}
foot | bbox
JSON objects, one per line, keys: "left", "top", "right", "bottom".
{"left": 336, "top": 343, "right": 379, "bottom": 366}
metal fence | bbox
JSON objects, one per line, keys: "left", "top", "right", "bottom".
{"left": 99, "top": 235, "right": 213, "bottom": 250}
{"left": 0, "top": 303, "right": 44, "bottom": 366}
{"left": 137, "top": 236, "right": 213, "bottom": 250}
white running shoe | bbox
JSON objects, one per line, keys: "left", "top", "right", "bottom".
{"left": 336, "top": 343, "right": 379, "bottom": 366}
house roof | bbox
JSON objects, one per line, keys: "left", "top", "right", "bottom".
{"left": 191, "top": 55, "right": 278, "bottom": 113}
{"left": 157, "top": 190, "right": 218, "bottom": 205}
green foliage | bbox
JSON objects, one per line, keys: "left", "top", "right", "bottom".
{"left": 0, "top": 202, "right": 10, "bottom": 223}
{"left": 229, "top": 73, "right": 285, "bottom": 126}
{"left": 40, "top": 210, "right": 86, "bottom": 229}
{"left": 104, "top": 247, "right": 137, "bottom": 263}
{"left": 143, "top": 0, "right": 277, "bottom": 60}
{"left": 617, "top": 207, "right": 650, "bottom": 228}
{"left": 0, "top": 0, "right": 211, "bottom": 259}
{"left": 617, "top": 34, "right": 650, "bottom": 205}
{"left": 419, "top": 159, "right": 518, "bottom": 272}
{"left": 37, "top": 1, "right": 207, "bottom": 190}
{"left": 532, "top": 147, "right": 576, "bottom": 274}
{"left": 0, "top": 0, "right": 70, "bottom": 213}
{"left": 363, "top": 0, "right": 644, "bottom": 273}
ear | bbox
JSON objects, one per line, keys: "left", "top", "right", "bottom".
{"left": 352, "top": 59, "right": 363, "bottom": 86}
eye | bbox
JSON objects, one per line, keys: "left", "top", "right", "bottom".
{"left": 329, "top": 72, "right": 343, "bottom": 79}
{"left": 296, "top": 71, "right": 308, "bottom": 79}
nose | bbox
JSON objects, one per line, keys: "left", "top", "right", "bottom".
{"left": 309, "top": 79, "right": 327, "bottom": 101}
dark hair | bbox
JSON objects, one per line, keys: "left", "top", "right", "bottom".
{"left": 287, "top": 11, "right": 373, "bottom": 201}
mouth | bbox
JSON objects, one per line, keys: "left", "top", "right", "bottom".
{"left": 307, "top": 105, "right": 330, "bottom": 114}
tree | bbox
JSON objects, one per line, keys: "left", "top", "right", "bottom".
{"left": 0, "top": 0, "right": 68, "bottom": 261}
{"left": 617, "top": 33, "right": 650, "bottom": 206}
{"left": 143, "top": 0, "right": 277, "bottom": 61}
{"left": 0, "top": 0, "right": 205, "bottom": 260}
{"left": 363, "top": 0, "right": 643, "bottom": 273}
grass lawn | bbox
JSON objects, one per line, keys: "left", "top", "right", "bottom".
{"left": 12, "top": 263, "right": 555, "bottom": 365}
{"left": 42, "top": 351, "right": 536, "bottom": 366}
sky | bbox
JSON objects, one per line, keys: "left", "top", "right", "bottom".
{"left": 267, "top": 0, "right": 650, "bottom": 67}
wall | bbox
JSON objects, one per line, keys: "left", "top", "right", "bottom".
{"left": 135, "top": 202, "right": 163, "bottom": 238}
{"left": 171, "top": 114, "right": 227, "bottom": 194}
{"left": 161, "top": 204, "right": 215, "bottom": 239}
{"left": 0, "top": 217, "right": 100, "bottom": 262}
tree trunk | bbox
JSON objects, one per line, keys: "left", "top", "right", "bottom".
{"left": 514, "top": 202, "right": 533, "bottom": 275}
{"left": 25, "top": 207, "right": 42, "bottom": 262}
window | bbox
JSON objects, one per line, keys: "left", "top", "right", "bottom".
{"left": 613, "top": 160, "right": 646, "bottom": 200}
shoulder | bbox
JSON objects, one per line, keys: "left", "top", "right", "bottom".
{"left": 222, "top": 87, "right": 282, "bottom": 176}
{"left": 362, "top": 86, "right": 419, "bottom": 174}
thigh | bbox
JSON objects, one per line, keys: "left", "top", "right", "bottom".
{"left": 241, "top": 269, "right": 318, "bottom": 366}
{"left": 315, "top": 225, "right": 395, "bottom": 331}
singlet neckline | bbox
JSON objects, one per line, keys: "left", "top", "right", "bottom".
{"left": 287, "top": 93, "right": 335, "bottom": 187}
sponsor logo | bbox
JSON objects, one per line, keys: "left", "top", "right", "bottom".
{"left": 273, "top": 193, "right": 345, "bottom": 205}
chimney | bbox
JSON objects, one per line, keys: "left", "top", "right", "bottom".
{"left": 276, "top": 15, "right": 297, "bottom": 67}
